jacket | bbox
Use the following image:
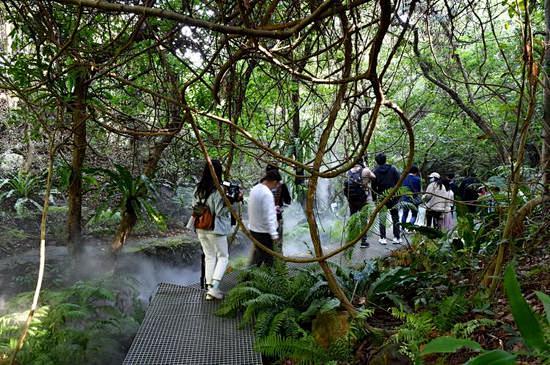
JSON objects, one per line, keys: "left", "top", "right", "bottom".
{"left": 372, "top": 163, "right": 400, "bottom": 207}
{"left": 424, "top": 182, "right": 454, "bottom": 212}
{"left": 192, "top": 188, "right": 232, "bottom": 236}
{"left": 402, "top": 174, "right": 421, "bottom": 203}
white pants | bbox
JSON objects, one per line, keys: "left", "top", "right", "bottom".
{"left": 197, "top": 232, "right": 229, "bottom": 285}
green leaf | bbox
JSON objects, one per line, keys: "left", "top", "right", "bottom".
{"left": 319, "top": 298, "right": 340, "bottom": 314}
{"left": 421, "top": 336, "right": 482, "bottom": 355}
{"left": 464, "top": 349, "right": 516, "bottom": 365}
{"left": 503, "top": 264, "right": 548, "bottom": 353}
{"left": 535, "top": 291, "right": 550, "bottom": 324}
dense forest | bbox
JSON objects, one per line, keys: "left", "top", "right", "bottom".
{"left": 0, "top": 0, "right": 548, "bottom": 364}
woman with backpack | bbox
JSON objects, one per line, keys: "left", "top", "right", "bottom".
{"left": 423, "top": 173, "right": 454, "bottom": 230}
{"left": 191, "top": 159, "right": 233, "bottom": 300}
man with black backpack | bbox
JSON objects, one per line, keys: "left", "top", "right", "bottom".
{"left": 344, "top": 160, "right": 375, "bottom": 248}
{"left": 372, "top": 153, "right": 401, "bottom": 245}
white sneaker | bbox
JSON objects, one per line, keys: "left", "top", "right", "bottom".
{"left": 379, "top": 238, "right": 388, "bottom": 245}
{"left": 392, "top": 238, "right": 402, "bottom": 244}
{"left": 206, "top": 287, "right": 224, "bottom": 300}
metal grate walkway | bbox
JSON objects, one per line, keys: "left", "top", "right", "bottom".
{"left": 123, "top": 276, "right": 262, "bottom": 365}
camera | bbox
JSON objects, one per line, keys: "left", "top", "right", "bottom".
{"left": 222, "top": 181, "right": 242, "bottom": 202}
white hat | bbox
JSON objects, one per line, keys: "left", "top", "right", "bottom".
{"left": 428, "top": 172, "right": 440, "bottom": 179}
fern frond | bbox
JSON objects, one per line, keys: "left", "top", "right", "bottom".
{"left": 216, "top": 286, "right": 262, "bottom": 317}
{"left": 255, "top": 311, "right": 276, "bottom": 338}
{"left": 434, "top": 294, "right": 468, "bottom": 331}
{"left": 451, "top": 318, "right": 497, "bottom": 338}
{"left": 269, "top": 308, "right": 301, "bottom": 337}
{"left": 255, "top": 335, "right": 331, "bottom": 365}
{"left": 242, "top": 293, "right": 286, "bottom": 324}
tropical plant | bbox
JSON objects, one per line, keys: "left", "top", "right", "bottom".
{"left": 0, "top": 172, "right": 42, "bottom": 215}
{"left": 0, "top": 278, "right": 143, "bottom": 365}
{"left": 95, "top": 164, "right": 166, "bottom": 251}
{"left": 419, "top": 264, "right": 550, "bottom": 364}
{"left": 217, "top": 262, "right": 357, "bottom": 362}
{"left": 388, "top": 308, "right": 435, "bottom": 364}
{"left": 217, "top": 263, "right": 338, "bottom": 337}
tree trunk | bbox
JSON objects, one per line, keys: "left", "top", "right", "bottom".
{"left": 543, "top": 0, "right": 550, "bottom": 195}
{"left": 67, "top": 68, "right": 89, "bottom": 256}
{"left": 224, "top": 62, "right": 255, "bottom": 178}
{"left": 21, "top": 123, "right": 34, "bottom": 174}
{"left": 112, "top": 67, "right": 184, "bottom": 253}
{"left": 291, "top": 79, "right": 306, "bottom": 205}
{"left": 112, "top": 201, "right": 137, "bottom": 252}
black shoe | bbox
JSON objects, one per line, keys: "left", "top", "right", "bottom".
{"left": 360, "top": 241, "right": 369, "bottom": 248}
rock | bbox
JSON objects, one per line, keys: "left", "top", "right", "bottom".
{"left": 0, "top": 150, "right": 24, "bottom": 174}
{"left": 129, "top": 234, "right": 202, "bottom": 265}
{"left": 312, "top": 311, "right": 350, "bottom": 348}
{"left": 368, "top": 343, "right": 411, "bottom": 365}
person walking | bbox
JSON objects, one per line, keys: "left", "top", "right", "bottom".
{"left": 265, "top": 164, "right": 291, "bottom": 250}
{"left": 344, "top": 160, "right": 376, "bottom": 247}
{"left": 372, "top": 153, "right": 401, "bottom": 244}
{"left": 423, "top": 173, "right": 454, "bottom": 229}
{"left": 249, "top": 169, "right": 281, "bottom": 267}
{"left": 191, "top": 159, "right": 231, "bottom": 300}
{"left": 401, "top": 165, "right": 422, "bottom": 226}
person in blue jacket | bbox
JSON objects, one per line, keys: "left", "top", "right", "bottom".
{"left": 401, "top": 165, "right": 422, "bottom": 226}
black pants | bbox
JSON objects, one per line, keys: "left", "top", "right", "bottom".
{"left": 426, "top": 210, "right": 442, "bottom": 229}
{"left": 379, "top": 207, "right": 400, "bottom": 239}
{"left": 251, "top": 231, "right": 274, "bottom": 267}
{"left": 349, "top": 199, "right": 368, "bottom": 242}
{"left": 349, "top": 199, "right": 367, "bottom": 215}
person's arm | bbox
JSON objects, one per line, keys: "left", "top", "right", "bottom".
{"left": 211, "top": 191, "right": 228, "bottom": 217}
{"left": 363, "top": 167, "right": 376, "bottom": 180}
{"left": 423, "top": 182, "right": 434, "bottom": 201}
{"left": 264, "top": 189, "right": 279, "bottom": 239}
{"left": 371, "top": 169, "right": 380, "bottom": 194}
{"left": 393, "top": 167, "right": 401, "bottom": 185}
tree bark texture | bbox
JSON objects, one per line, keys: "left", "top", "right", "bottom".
{"left": 67, "top": 68, "right": 89, "bottom": 256}
{"left": 543, "top": 0, "right": 550, "bottom": 195}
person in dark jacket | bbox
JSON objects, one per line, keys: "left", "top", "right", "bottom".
{"left": 372, "top": 153, "right": 401, "bottom": 244}
{"left": 401, "top": 165, "right": 422, "bottom": 226}
{"left": 458, "top": 174, "right": 480, "bottom": 213}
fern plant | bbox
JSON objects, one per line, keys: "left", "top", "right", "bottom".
{"left": 217, "top": 262, "right": 337, "bottom": 336}
{"left": 433, "top": 293, "right": 469, "bottom": 331}
{"left": 0, "top": 278, "right": 143, "bottom": 365}
{"left": 95, "top": 164, "right": 166, "bottom": 230}
{"left": 388, "top": 308, "right": 435, "bottom": 365}
{"left": 217, "top": 262, "right": 353, "bottom": 363}
{"left": 0, "top": 172, "right": 43, "bottom": 215}
{"left": 255, "top": 334, "right": 332, "bottom": 365}
{"left": 451, "top": 318, "right": 497, "bottom": 339}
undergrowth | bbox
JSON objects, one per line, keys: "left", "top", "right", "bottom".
{"left": 0, "top": 278, "right": 144, "bottom": 365}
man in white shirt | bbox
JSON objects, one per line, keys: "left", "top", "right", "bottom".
{"left": 248, "top": 169, "right": 281, "bottom": 266}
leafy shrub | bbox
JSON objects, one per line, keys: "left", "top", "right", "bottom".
{"left": 419, "top": 264, "right": 550, "bottom": 364}
{"left": 97, "top": 164, "right": 166, "bottom": 230}
{"left": 0, "top": 172, "right": 43, "bottom": 215}
{"left": 0, "top": 278, "right": 143, "bottom": 365}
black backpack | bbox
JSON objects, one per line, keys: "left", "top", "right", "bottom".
{"left": 344, "top": 169, "right": 366, "bottom": 201}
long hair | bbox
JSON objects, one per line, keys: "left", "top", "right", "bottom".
{"left": 195, "top": 159, "right": 223, "bottom": 200}
{"left": 437, "top": 176, "right": 451, "bottom": 191}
